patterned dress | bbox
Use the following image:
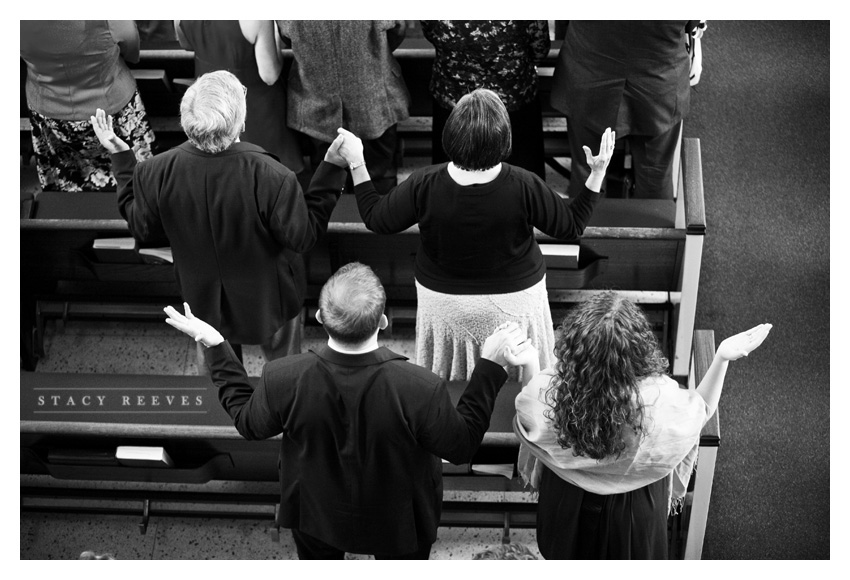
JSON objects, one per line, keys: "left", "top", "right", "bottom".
{"left": 29, "top": 91, "right": 154, "bottom": 192}
{"left": 421, "top": 20, "right": 550, "bottom": 177}
{"left": 421, "top": 20, "right": 550, "bottom": 111}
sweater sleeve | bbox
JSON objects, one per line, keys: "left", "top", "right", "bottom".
{"left": 415, "top": 358, "right": 508, "bottom": 465}
{"left": 526, "top": 178, "right": 602, "bottom": 242}
{"left": 353, "top": 176, "right": 419, "bottom": 234}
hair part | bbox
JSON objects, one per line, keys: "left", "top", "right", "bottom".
{"left": 180, "top": 70, "right": 246, "bottom": 153}
{"left": 545, "top": 291, "right": 669, "bottom": 460}
{"left": 318, "top": 262, "right": 386, "bottom": 346}
{"left": 442, "top": 88, "right": 512, "bottom": 171}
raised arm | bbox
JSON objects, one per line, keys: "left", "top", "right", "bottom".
{"left": 335, "top": 127, "right": 420, "bottom": 234}
{"left": 529, "top": 128, "right": 615, "bottom": 240}
{"left": 696, "top": 323, "right": 772, "bottom": 420}
{"left": 173, "top": 20, "right": 193, "bottom": 50}
{"left": 267, "top": 135, "right": 347, "bottom": 252}
{"left": 240, "top": 20, "right": 282, "bottom": 85}
{"left": 164, "top": 303, "right": 281, "bottom": 440}
{"left": 91, "top": 108, "right": 167, "bottom": 244}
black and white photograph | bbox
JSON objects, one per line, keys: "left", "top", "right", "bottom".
{"left": 17, "top": 15, "right": 832, "bottom": 565}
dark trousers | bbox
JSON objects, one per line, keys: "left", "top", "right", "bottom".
{"left": 567, "top": 117, "right": 682, "bottom": 200}
{"left": 291, "top": 529, "right": 432, "bottom": 560}
{"left": 310, "top": 125, "right": 400, "bottom": 195}
{"left": 431, "top": 96, "right": 547, "bottom": 179}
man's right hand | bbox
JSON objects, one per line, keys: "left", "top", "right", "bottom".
{"left": 164, "top": 302, "right": 225, "bottom": 347}
{"left": 480, "top": 322, "right": 529, "bottom": 367}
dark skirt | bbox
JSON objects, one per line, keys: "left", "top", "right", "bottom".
{"left": 536, "top": 465, "right": 669, "bottom": 559}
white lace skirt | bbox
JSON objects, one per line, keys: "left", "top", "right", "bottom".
{"left": 415, "top": 277, "right": 555, "bottom": 381}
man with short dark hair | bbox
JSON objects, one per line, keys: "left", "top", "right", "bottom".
{"left": 164, "top": 262, "right": 530, "bottom": 560}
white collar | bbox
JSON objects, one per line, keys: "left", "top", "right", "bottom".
{"left": 327, "top": 336, "right": 380, "bottom": 355}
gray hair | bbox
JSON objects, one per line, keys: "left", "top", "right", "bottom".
{"left": 179, "top": 70, "right": 246, "bottom": 153}
{"left": 319, "top": 262, "right": 386, "bottom": 346}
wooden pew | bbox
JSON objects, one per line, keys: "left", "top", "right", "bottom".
{"left": 19, "top": 137, "right": 704, "bottom": 376}
{"left": 20, "top": 330, "right": 719, "bottom": 556}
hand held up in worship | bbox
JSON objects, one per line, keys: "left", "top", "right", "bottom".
{"left": 716, "top": 323, "right": 773, "bottom": 362}
{"left": 584, "top": 127, "right": 616, "bottom": 175}
{"left": 90, "top": 108, "right": 131, "bottom": 154}
{"left": 582, "top": 127, "right": 616, "bottom": 192}
{"left": 480, "top": 322, "right": 529, "bottom": 367}
{"left": 164, "top": 302, "right": 225, "bottom": 348}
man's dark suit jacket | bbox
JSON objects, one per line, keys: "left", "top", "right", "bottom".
{"left": 205, "top": 340, "right": 508, "bottom": 555}
{"left": 111, "top": 142, "right": 344, "bottom": 345}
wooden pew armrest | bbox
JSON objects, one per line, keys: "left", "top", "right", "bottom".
{"left": 682, "top": 138, "right": 707, "bottom": 235}
{"left": 691, "top": 329, "right": 720, "bottom": 445}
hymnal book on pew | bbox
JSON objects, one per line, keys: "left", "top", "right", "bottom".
{"left": 93, "top": 237, "right": 138, "bottom": 263}
{"left": 115, "top": 446, "right": 174, "bottom": 468}
{"left": 138, "top": 247, "right": 173, "bottom": 264}
{"left": 540, "top": 244, "right": 580, "bottom": 269}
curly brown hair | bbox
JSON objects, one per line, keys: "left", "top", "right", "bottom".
{"left": 545, "top": 292, "right": 669, "bottom": 460}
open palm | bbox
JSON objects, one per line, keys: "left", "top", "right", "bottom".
{"left": 717, "top": 323, "right": 773, "bottom": 361}
{"left": 90, "top": 108, "right": 130, "bottom": 154}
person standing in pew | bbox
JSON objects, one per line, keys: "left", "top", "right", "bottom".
{"left": 276, "top": 20, "right": 411, "bottom": 195}
{"left": 421, "top": 20, "right": 550, "bottom": 179}
{"left": 20, "top": 20, "right": 156, "bottom": 192}
{"left": 506, "top": 292, "right": 771, "bottom": 559}
{"left": 335, "top": 89, "right": 615, "bottom": 382}
{"left": 174, "top": 21, "right": 307, "bottom": 182}
{"left": 91, "top": 70, "right": 348, "bottom": 369}
{"left": 164, "top": 262, "right": 531, "bottom": 560}
{"left": 550, "top": 21, "right": 707, "bottom": 200}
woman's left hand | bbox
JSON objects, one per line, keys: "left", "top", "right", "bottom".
{"left": 584, "top": 127, "right": 616, "bottom": 175}
{"left": 90, "top": 108, "right": 131, "bottom": 154}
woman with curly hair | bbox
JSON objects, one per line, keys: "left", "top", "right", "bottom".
{"left": 508, "top": 292, "right": 772, "bottom": 559}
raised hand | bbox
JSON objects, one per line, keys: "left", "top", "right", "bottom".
{"left": 90, "top": 108, "right": 130, "bottom": 154}
{"left": 716, "top": 323, "right": 773, "bottom": 362}
{"left": 164, "top": 302, "right": 225, "bottom": 348}
{"left": 583, "top": 127, "right": 616, "bottom": 174}
{"left": 335, "top": 127, "right": 365, "bottom": 167}
{"left": 481, "top": 322, "right": 527, "bottom": 367}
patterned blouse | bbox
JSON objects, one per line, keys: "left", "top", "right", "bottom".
{"left": 421, "top": 20, "right": 550, "bottom": 111}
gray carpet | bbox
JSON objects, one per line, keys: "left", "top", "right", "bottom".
{"left": 683, "top": 21, "right": 829, "bottom": 559}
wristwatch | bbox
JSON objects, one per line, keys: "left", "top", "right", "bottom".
{"left": 349, "top": 160, "right": 366, "bottom": 170}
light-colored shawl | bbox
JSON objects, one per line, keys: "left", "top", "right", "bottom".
{"left": 514, "top": 369, "right": 709, "bottom": 514}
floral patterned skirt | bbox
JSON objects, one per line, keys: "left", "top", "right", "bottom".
{"left": 415, "top": 277, "right": 556, "bottom": 382}
{"left": 28, "top": 90, "right": 155, "bottom": 191}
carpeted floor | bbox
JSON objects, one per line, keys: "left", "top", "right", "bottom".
{"left": 683, "top": 21, "right": 829, "bottom": 559}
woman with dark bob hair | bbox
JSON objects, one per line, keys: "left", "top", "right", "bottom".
{"left": 333, "top": 88, "right": 614, "bottom": 380}
{"left": 507, "top": 292, "right": 772, "bottom": 559}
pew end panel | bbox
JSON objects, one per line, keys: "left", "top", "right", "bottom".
{"left": 667, "top": 329, "right": 720, "bottom": 560}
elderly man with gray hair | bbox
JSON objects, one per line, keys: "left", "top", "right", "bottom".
{"left": 92, "top": 70, "right": 347, "bottom": 368}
